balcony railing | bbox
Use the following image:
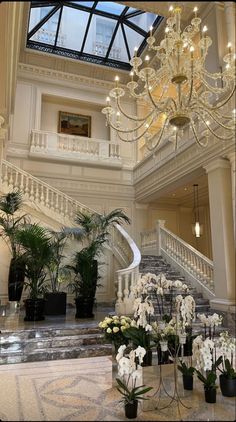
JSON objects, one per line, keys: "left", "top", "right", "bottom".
{"left": 30, "top": 130, "right": 121, "bottom": 165}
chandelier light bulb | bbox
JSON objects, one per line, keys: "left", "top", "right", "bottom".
{"left": 150, "top": 26, "right": 153, "bottom": 36}
{"left": 202, "top": 25, "right": 208, "bottom": 34}
{"left": 106, "top": 96, "right": 110, "bottom": 105}
{"left": 145, "top": 55, "right": 150, "bottom": 63}
{"left": 134, "top": 46, "right": 138, "bottom": 57}
{"left": 169, "top": 5, "right": 174, "bottom": 12}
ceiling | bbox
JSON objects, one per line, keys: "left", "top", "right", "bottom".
{"left": 150, "top": 173, "right": 209, "bottom": 207}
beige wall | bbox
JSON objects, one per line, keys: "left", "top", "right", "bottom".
{"left": 41, "top": 97, "right": 109, "bottom": 140}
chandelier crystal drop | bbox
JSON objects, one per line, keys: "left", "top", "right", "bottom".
{"left": 102, "top": 6, "right": 236, "bottom": 152}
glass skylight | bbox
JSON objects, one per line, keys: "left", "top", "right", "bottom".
{"left": 27, "top": 1, "right": 163, "bottom": 70}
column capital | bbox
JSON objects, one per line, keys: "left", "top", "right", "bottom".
{"left": 203, "top": 158, "right": 231, "bottom": 173}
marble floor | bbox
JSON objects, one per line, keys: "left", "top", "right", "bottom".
{"left": 0, "top": 355, "right": 235, "bottom": 421}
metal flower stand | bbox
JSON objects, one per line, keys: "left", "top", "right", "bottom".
{"left": 141, "top": 342, "right": 191, "bottom": 420}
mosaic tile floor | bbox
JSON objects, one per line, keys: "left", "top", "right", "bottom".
{"left": 0, "top": 356, "right": 235, "bottom": 421}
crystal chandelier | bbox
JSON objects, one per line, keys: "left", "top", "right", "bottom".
{"left": 102, "top": 5, "right": 235, "bottom": 152}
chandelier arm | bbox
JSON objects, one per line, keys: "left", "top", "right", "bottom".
{"left": 145, "top": 118, "right": 168, "bottom": 151}
{"left": 117, "top": 97, "right": 154, "bottom": 122}
{"left": 200, "top": 74, "right": 234, "bottom": 94}
{"left": 190, "top": 121, "right": 208, "bottom": 147}
{"left": 117, "top": 116, "right": 156, "bottom": 143}
{"left": 197, "top": 85, "right": 236, "bottom": 111}
{"left": 107, "top": 117, "right": 153, "bottom": 134}
{"left": 194, "top": 112, "right": 235, "bottom": 141}
{"left": 196, "top": 107, "right": 236, "bottom": 131}
{"left": 146, "top": 82, "right": 176, "bottom": 112}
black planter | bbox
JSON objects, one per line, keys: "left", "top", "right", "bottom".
{"left": 219, "top": 374, "right": 236, "bottom": 397}
{"left": 204, "top": 387, "right": 216, "bottom": 403}
{"left": 183, "top": 374, "right": 193, "bottom": 390}
{"left": 75, "top": 296, "right": 94, "bottom": 318}
{"left": 157, "top": 347, "right": 172, "bottom": 365}
{"left": 142, "top": 349, "right": 152, "bottom": 367}
{"left": 24, "top": 298, "right": 45, "bottom": 321}
{"left": 44, "top": 292, "right": 67, "bottom": 316}
{"left": 8, "top": 258, "right": 25, "bottom": 302}
{"left": 125, "top": 400, "right": 138, "bottom": 419}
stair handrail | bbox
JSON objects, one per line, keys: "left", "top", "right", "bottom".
{"left": 140, "top": 220, "right": 215, "bottom": 299}
{"left": 160, "top": 224, "right": 215, "bottom": 298}
{"left": 0, "top": 159, "right": 141, "bottom": 311}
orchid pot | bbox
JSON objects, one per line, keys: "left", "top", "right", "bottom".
{"left": 160, "top": 340, "right": 168, "bottom": 352}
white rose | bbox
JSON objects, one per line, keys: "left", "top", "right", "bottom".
{"left": 101, "top": 322, "right": 108, "bottom": 329}
{"left": 113, "top": 326, "right": 119, "bottom": 333}
{"left": 106, "top": 327, "right": 112, "bottom": 334}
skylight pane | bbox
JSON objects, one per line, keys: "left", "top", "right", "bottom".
{"left": 128, "top": 12, "right": 157, "bottom": 32}
{"left": 95, "top": 2, "right": 125, "bottom": 15}
{"left": 125, "top": 7, "right": 139, "bottom": 15}
{"left": 109, "top": 25, "right": 129, "bottom": 62}
{"left": 57, "top": 7, "right": 89, "bottom": 50}
{"left": 84, "top": 14, "right": 116, "bottom": 57}
{"left": 124, "top": 24, "right": 144, "bottom": 57}
{"left": 28, "top": 6, "right": 54, "bottom": 32}
{"left": 30, "top": 9, "right": 60, "bottom": 45}
{"left": 70, "top": 1, "right": 94, "bottom": 7}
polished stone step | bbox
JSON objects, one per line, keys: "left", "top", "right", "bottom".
{"left": 0, "top": 343, "right": 112, "bottom": 365}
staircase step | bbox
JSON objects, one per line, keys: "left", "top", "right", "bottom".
{"left": 0, "top": 343, "right": 112, "bottom": 365}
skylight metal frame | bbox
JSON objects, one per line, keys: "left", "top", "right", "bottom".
{"left": 27, "top": 1, "right": 163, "bottom": 70}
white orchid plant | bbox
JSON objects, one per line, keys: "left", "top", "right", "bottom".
{"left": 175, "top": 294, "right": 196, "bottom": 333}
{"left": 132, "top": 272, "right": 189, "bottom": 322}
{"left": 116, "top": 345, "right": 153, "bottom": 404}
{"left": 192, "top": 335, "right": 221, "bottom": 389}
{"left": 197, "top": 312, "right": 223, "bottom": 339}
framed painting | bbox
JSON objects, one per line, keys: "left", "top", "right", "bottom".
{"left": 58, "top": 111, "right": 91, "bottom": 137}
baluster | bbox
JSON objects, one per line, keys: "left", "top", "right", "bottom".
{"left": 30, "top": 179, "right": 34, "bottom": 201}
{"left": 35, "top": 182, "right": 39, "bottom": 202}
{"left": 64, "top": 198, "right": 68, "bottom": 216}
{"left": 20, "top": 173, "right": 24, "bottom": 191}
{"left": 8, "top": 168, "right": 14, "bottom": 190}
{"left": 24, "top": 176, "right": 29, "bottom": 198}
{"left": 60, "top": 195, "right": 64, "bottom": 214}
{"left": 45, "top": 188, "right": 49, "bottom": 207}
{"left": 40, "top": 185, "right": 44, "bottom": 204}
{"left": 115, "top": 274, "right": 123, "bottom": 315}
{"left": 55, "top": 193, "right": 59, "bottom": 212}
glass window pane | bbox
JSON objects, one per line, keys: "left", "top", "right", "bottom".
{"left": 109, "top": 25, "right": 129, "bottom": 62}
{"left": 125, "top": 7, "right": 139, "bottom": 16}
{"left": 30, "top": 10, "right": 60, "bottom": 45}
{"left": 84, "top": 15, "right": 116, "bottom": 57}
{"left": 28, "top": 6, "right": 54, "bottom": 32}
{"left": 70, "top": 1, "right": 94, "bottom": 7}
{"left": 57, "top": 7, "right": 89, "bottom": 49}
{"left": 128, "top": 12, "right": 157, "bottom": 32}
{"left": 124, "top": 24, "right": 144, "bottom": 57}
{"left": 95, "top": 2, "right": 125, "bottom": 15}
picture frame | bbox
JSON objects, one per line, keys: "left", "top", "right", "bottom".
{"left": 58, "top": 111, "right": 91, "bottom": 137}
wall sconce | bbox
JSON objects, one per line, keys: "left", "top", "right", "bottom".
{"left": 192, "top": 184, "right": 203, "bottom": 238}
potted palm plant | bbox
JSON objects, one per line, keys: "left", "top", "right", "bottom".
{"left": 0, "top": 191, "right": 28, "bottom": 302}
{"left": 66, "top": 208, "right": 130, "bottom": 318}
{"left": 44, "top": 229, "right": 69, "bottom": 316}
{"left": 15, "top": 223, "right": 53, "bottom": 321}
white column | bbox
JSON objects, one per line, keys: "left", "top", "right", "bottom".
{"left": 224, "top": 2, "right": 236, "bottom": 45}
{"left": 204, "top": 158, "right": 235, "bottom": 310}
{"left": 156, "top": 219, "right": 166, "bottom": 256}
{"left": 227, "top": 152, "right": 235, "bottom": 242}
{"left": 0, "top": 116, "right": 7, "bottom": 187}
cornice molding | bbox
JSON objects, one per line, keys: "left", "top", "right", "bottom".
{"left": 204, "top": 158, "right": 231, "bottom": 173}
{"left": 18, "top": 62, "right": 121, "bottom": 91}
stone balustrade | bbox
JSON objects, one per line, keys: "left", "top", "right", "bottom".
{"left": 30, "top": 129, "right": 121, "bottom": 164}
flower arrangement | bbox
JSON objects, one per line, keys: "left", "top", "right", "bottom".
{"left": 116, "top": 345, "right": 153, "bottom": 406}
{"left": 197, "top": 312, "right": 223, "bottom": 339}
{"left": 132, "top": 272, "right": 189, "bottom": 322}
{"left": 98, "top": 315, "right": 131, "bottom": 349}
